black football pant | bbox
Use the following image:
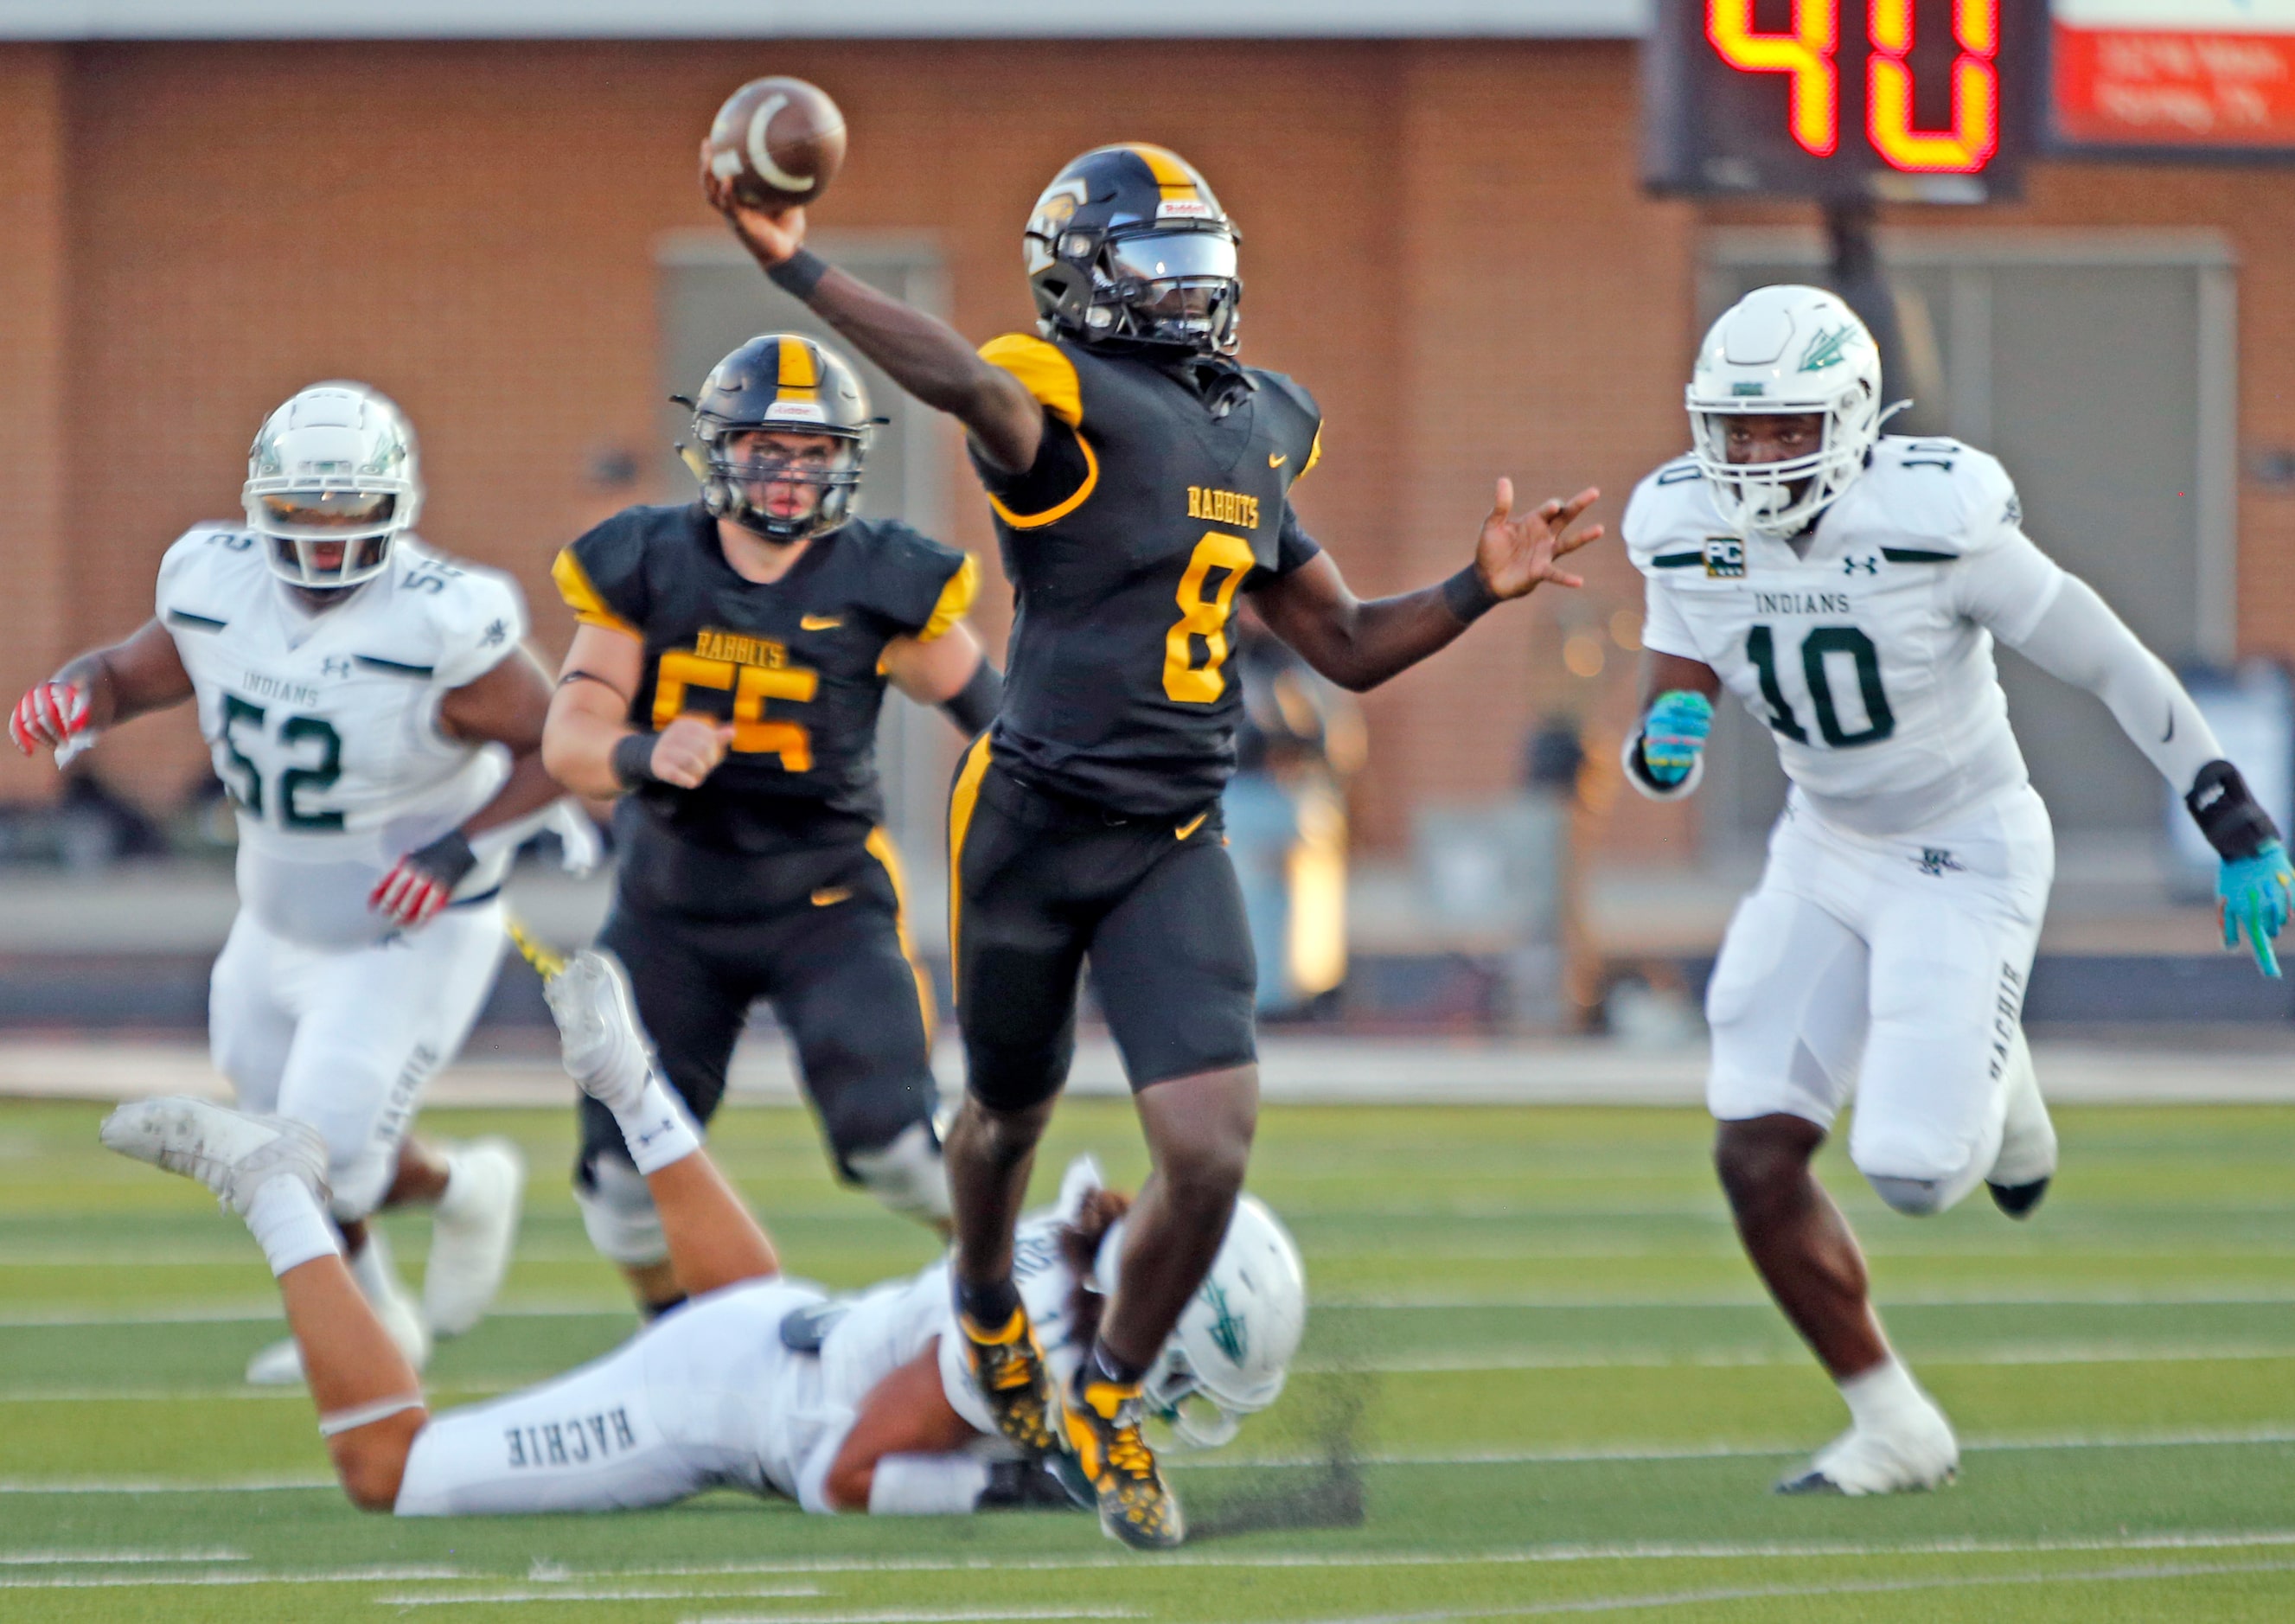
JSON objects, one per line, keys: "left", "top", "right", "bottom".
{"left": 948, "top": 738, "right": 1257, "bottom": 1110}
{"left": 576, "top": 836, "right": 940, "bottom": 1187}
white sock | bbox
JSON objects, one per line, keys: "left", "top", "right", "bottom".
{"left": 867, "top": 1453, "right": 992, "bottom": 1515}
{"left": 615, "top": 1071, "right": 702, "bottom": 1175}
{"left": 245, "top": 1176, "right": 341, "bottom": 1279}
{"left": 1839, "top": 1357, "right": 1927, "bottom": 1432}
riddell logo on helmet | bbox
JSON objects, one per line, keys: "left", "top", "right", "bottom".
{"left": 1156, "top": 198, "right": 1216, "bottom": 221}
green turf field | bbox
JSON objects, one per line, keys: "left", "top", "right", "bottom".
{"left": 4, "top": 1094, "right": 2295, "bottom": 1621}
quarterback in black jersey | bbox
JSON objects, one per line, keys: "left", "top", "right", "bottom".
{"left": 706, "top": 144, "right": 1601, "bottom": 1543}
{"left": 543, "top": 334, "right": 1001, "bottom": 1317}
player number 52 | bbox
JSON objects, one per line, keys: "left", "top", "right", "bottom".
{"left": 1163, "top": 530, "right": 1256, "bottom": 704}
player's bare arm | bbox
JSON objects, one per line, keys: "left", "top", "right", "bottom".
{"left": 703, "top": 176, "right": 1044, "bottom": 474}
{"left": 367, "top": 646, "right": 563, "bottom": 930}
{"left": 821, "top": 1346, "right": 978, "bottom": 1511}
{"left": 1251, "top": 482, "right": 1603, "bottom": 692}
{"left": 10, "top": 617, "right": 193, "bottom": 753}
{"left": 543, "top": 623, "right": 735, "bottom": 796}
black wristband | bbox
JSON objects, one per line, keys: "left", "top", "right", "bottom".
{"left": 405, "top": 828, "right": 478, "bottom": 891}
{"left": 2185, "top": 758, "right": 2282, "bottom": 860}
{"left": 611, "top": 731, "right": 662, "bottom": 790}
{"left": 1441, "top": 565, "right": 1500, "bottom": 625}
{"left": 764, "top": 246, "right": 829, "bottom": 300}
{"left": 938, "top": 662, "right": 1004, "bottom": 738}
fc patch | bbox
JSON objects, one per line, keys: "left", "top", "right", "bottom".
{"left": 1704, "top": 538, "right": 1746, "bottom": 579}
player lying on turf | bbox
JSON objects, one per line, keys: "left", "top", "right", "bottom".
{"left": 98, "top": 949, "right": 1306, "bottom": 1519}
{"left": 11, "top": 382, "right": 575, "bottom": 1385}
{"left": 1622, "top": 285, "right": 2295, "bottom": 1495}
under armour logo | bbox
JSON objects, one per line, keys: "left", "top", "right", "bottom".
{"left": 483, "top": 619, "right": 508, "bottom": 646}
{"left": 1915, "top": 847, "right": 1966, "bottom": 878}
{"left": 322, "top": 656, "right": 353, "bottom": 677}
{"left": 1844, "top": 555, "right": 1879, "bottom": 576}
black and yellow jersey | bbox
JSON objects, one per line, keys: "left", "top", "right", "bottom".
{"left": 554, "top": 501, "right": 975, "bottom": 861}
{"left": 970, "top": 333, "right": 1323, "bottom": 818}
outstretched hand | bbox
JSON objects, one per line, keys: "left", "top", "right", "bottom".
{"left": 699, "top": 137, "right": 808, "bottom": 266}
{"left": 1476, "top": 481, "right": 1603, "bottom": 601}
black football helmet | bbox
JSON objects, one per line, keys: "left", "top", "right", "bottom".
{"left": 683, "top": 334, "right": 871, "bottom": 542}
{"left": 1024, "top": 144, "right": 1241, "bottom": 355}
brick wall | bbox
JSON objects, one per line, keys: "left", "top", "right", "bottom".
{"left": 7, "top": 37, "right": 2293, "bottom": 863}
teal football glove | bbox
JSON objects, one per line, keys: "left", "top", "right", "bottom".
{"left": 2219, "top": 840, "right": 2293, "bottom": 979}
{"left": 1639, "top": 690, "right": 1714, "bottom": 786}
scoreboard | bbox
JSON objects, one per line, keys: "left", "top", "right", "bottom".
{"left": 1645, "top": 0, "right": 2038, "bottom": 201}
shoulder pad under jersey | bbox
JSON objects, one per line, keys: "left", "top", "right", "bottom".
{"left": 156, "top": 522, "right": 267, "bottom": 623}
{"left": 380, "top": 540, "right": 528, "bottom": 688}
{"left": 558, "top": 502, "right": 692, "bottom": 636}
{"left": 847, "top": 519, "right": 976, "bottom": 642}
{"left": 1847, "top": 438, "right": 2023, "bottom": 559}
{"left": 1623, "top": 454, "right": 1726, "bottom": 572}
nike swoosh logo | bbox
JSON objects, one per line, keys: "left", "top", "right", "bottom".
{"left": 1174, "top": 813, "right": 1209, "bottom": 841}
{"left": 811, "top": 886, "right": 852, "bottom": 907}
{"left": 2162, "top": 710, "right": 2176, "bottom": 745}
{"left": 800, "top": 615, "right": 843, "bottom": 631}
{"left": 1268, "top": 452, "right": 1287, "bottom": 468}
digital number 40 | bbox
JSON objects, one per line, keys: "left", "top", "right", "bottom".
{"left": 1706, "top": 0, "right": 1999, "bottom": 175}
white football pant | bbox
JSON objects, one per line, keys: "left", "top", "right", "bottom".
{"left": 208, "top": 898, "right": 508, "bottom": 1221}
{"left": 393, "top": 1277, "right": 835, "bottom": 1515}
{"left": 1705, "top": 785, "right": 2053, "bottom": 1213}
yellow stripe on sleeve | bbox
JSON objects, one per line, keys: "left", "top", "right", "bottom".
{"left": 914, "top": 554, "right": 981, "bottom": 644}
{"left": 1298, "top": 424, "right": 1323, "bottom": 481}
{"left": 551, "top": 548, "right": 640, "bottom": 638}
{"left": 979, "top": 334, "right": 1084, "bottom": 427}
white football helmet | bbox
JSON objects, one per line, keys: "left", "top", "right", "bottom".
{"left": 1688, "top": 285, "right": 1887, "bottom": 540}
{"left": 243, "top": 382, "right": 422, "bottom": 589}
{"left": 1095, "top": 1192, "right": 1307, "bottom": 1448}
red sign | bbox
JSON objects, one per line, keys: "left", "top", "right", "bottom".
{"left": 2055, "top": 21, "right": 2295, "bottom": 148}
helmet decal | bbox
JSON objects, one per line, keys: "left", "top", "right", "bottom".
{"left": 1202, "top": 1278, "right": 1249, "bottom": 1365}
{"left": 1798, "top": 324, "right": 1857, "bottom": 373}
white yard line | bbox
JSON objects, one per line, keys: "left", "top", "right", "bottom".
{"left": 677, "top": 1613, "right": 1141, "bottom": 1624}
{"left": 1284, "top": 1558, "right": 2295, "bottom": 1622}
{"left": 14, "top": 1288, "right": 2295, "bottom": 1332}
{"left": 369, "top": 1586, "right": 820, "bottom": 1605}
{"left": 0, "top": 1550, "right": 246, "bottom": 1564}
{"left": 11, "top": 1343, "right": 2295, "bottom": 1404}
{"left": 0, "top": 1565, "right": 460, "bottom": 1590}
{"left": 8, "top": 1427, "right": 2295, "bottom": 1499}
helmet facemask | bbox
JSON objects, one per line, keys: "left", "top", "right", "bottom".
{"left": 1034, "top": 223, "right": 1242, "bottom": 355}
{"left": 1688, "top": 383, "right": 1879, "bottom": 540}
{"left": 695, "top": 419, "right": 866, "bottom": 544}
{"left": 244, "top": 384, "right": 421, "bottom": 591}
{"left": 1685, "top": 285, "right": 1889, "bottom": 540}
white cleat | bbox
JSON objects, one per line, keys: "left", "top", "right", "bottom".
{"left": 543, "top": 949, "right": 654, "bottom": 1110}
{"left": 1777, "top": 1403, "right": 1960, "bottom": 1495}
{"left": 99, "top": 1097, "right": 328, "bottom": 1215}
{"left": 423, "top": 1137, "right": 527, "bottom": 1338}
{"left": 1987, "top": 1028, "right": 2056, "bottom": 1219}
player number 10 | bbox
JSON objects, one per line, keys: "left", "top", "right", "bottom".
{"left": 1705, "top": 0, "right": 1999, "bottom": 176}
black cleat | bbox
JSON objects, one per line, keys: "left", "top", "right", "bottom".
{"left": 1064, "top": 1368, "right": 1185, "bottom": 1549}
{"left": 956, "top": 1306, "right": 1063, "bottom": 1458}
{"left": 1988, "top": 1176, "right": 2050, "bottom": 1219}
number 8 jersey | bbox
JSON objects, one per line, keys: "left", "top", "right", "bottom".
{"left": 1627, "top": 436, "right": 2069, "bottom": 839}
{"left": 157, "top": 523, "right": 528, "bottom": 948}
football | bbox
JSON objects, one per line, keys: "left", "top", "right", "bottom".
{"left": 703, "top": 76, "right": 847, "bottom": 211}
